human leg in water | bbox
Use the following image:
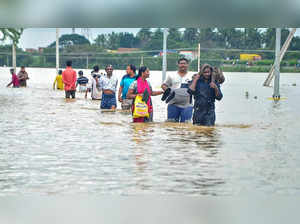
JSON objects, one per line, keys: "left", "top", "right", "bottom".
{"left": 193, "top": 107, "right": 215, "bottom": 126}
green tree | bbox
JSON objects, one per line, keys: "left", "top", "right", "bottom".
{"left": 229, "top": 29, "right": 244, "bottom": 49}
{"left": 48, "top": 34, "right": 90, "bottom": 48}
{"left": 183, "top": 28, "right": 199, "bottom": 45}
{"left": 216, "top": 28, "right": 244, "bottom": 49}
{"left": 0, "top": 28, "right": 23, "bottom": 44}
{"left": 199, "top": 28, "right": 218, "bottom": 48}
{"left": 137, "top": 28, "right": 152, "bottom": 47}
{"left": 142, "top": 28, "right": 163, "bottom": 53}
{"left": 168, "top": 28, "right": 182, "bottom": 42}
{"left": 244, "top": 28, "right": 262, "bottom": 49}
{"left": 290, "top": 36, "right": 300, "bottom": 50}
{"left": 262, "top": 28, "right": 290, "bottom": 49}
{"left": 94, "top": 34, "right": 107, "bottom": 48}
{"left": 107, "top": 32, "right": 121, "bottom": 50}
{"left": 119, "top": 32, "right": 139, "bottom": 48}
{"left": 143, "top": 39, "right": 162, "bottom": 51}
{"left": 153, "top": 28, "right": 163, "bottom": 39}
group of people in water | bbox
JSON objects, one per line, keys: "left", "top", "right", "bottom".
{"left": 6, "top": 66, "right": 30, "bottom": 88}
{"left": 8, "top": 57, "right": 225, "bottom": 126}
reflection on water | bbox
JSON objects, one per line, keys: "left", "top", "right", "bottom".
{"left": 1, "top": 68, "right": 300, "bottom": 195}
{"left": 129, "top": 122, "right": 225, "bottom": 195}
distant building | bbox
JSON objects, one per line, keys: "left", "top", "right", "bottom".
{"left": 38, "top": 47, "right": 44, "bottom": 53}
{"left": 179, "top": 50, "right": 197, "bottom": 61}
{"left": 117, "top": 48, "right": 139, "bottom": 53}
{"left": 25, "top": 48, "right": 37, "bottom": 53}
{"left": 159, "top": 49, "right": 177, "bottom": 56}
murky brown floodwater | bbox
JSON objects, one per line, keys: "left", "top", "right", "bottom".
{"left": 1, "top": 67, "right": 300, "bottom": 195}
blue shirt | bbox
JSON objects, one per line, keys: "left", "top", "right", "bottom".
{"left": 120, "top": 74, "right": 136, "bottom": 99}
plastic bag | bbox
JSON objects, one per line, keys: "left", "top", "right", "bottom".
{"left": 133, "top": 95, "right": 149, "bottom": 118}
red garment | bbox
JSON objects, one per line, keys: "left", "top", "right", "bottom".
{"left": 62, "top": 67, "right": 77, "bottom": 91}
{"left": 133, "top": 77, "right": 152, "bottom": 123}
{"left": 136, "top": 77, "right": 152, "bottom": 113}
{"left": 12, "top": 73, "right": 20, "bottom": 87}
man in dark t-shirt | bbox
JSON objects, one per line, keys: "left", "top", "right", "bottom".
{"left": 76, "top": 70, "right": 89, "bottom": 92}
{"left": 17, "top": 66, "right": 29, "bottom": 87}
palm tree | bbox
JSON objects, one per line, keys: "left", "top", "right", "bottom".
{"left": 0, "top": 28, "right": 23, "bottom": 44}
{"left": 0, "top": 28, "right": 24, "bottom": 71}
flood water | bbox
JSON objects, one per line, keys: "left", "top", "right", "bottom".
{"left": 1, "top": 67, "right": 300, "bottom": 196}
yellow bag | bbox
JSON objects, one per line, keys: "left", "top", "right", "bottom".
{"left": 133, "top": 95, "right": 149, "bottom": 118}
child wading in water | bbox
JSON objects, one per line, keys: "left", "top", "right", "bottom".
{"left": 6, "top": 68, "right": 20, "bottom": 88}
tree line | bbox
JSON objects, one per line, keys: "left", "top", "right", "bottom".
{"left": 1, "top": 28, "right": 300, "bottom": 71}
{"left": 91, "top": 28, "right": 300, "bottom": 51}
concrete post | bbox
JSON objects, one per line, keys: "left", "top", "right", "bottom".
{"left": 56, "top": 28, "right": 59, "bottom": 74}
{"left": 162, "top": 28, "right": 168, "bottom": 83}
{"left": 273, "top": 28, "right": 281, "bottom": 99}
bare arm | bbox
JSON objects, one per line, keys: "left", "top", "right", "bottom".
{"left": 118, "top": 86, "right": 123, "bottom": 102}
{"left": 53, "top": 77, "right": 57, "bottom": 89}
{"left": 127, "top": 89, "right": 140, "bottom": 99}
{"left": 151, "top": 90, "right": 163, "bottom": 96}
{"left": 189, "top": 74, "right": 200, "bottom": 92}
{"left": 161, "top": 75, "right": 171, "bottom": 91}
{"left": 6, "top": 81, "right": 13, "bottom": 87}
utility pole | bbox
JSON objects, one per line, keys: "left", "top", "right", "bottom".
{"left": 273, "top": 28, "right": 281, "bottom": 100}
{"left": 140, "top": 56, "right": 144, "bottom": 66}
{"left": 162, "top": 28, "right": 168, "bottom": 83}
{"left": 12, "top": 41, "right": 16, "bottom": 73}
{"left": 263, "top": 28, "right": 296, "bottom": 86}
{"left": 56, "top": 28, "right": 59, "bottom": 74}
{"left": 197, "top": 43, "right": 201, "bottom": 72}
{"left": 86, "top": 55, "right": 89, "bottom": 69}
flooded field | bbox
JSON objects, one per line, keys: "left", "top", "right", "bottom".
{"left": 1, "top": 67, "right": 300, "bottom": 195}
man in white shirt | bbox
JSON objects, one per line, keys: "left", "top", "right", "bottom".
{"left": 161, "top": 58, "right": 193, "bottom": 122}
{"left": 98, "top": 65, "right": 118, "bottom": 110}
{"left": 85, "top": 65, "right": 102, "bottom": 100}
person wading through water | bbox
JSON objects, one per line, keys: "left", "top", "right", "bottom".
{"left": 188, "top": 64, "right": 223, "bottom": 126}
{"left": 161, "top": 58, "right": 194, "bottom": 123}
{"left": 127, "top": 66, "right": 163, "bottom": 122}
{"left": 118, "top": 64, "right": 137, "bottom": 110}
{"left": 98, "top": 65, "right": 118, "bottom": 110}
